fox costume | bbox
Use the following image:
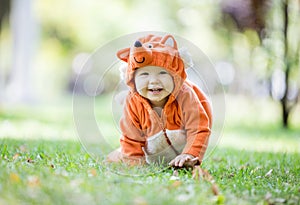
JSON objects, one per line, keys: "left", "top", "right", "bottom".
{"left": 107, "top": 34, "right": 212, "bottom": 165}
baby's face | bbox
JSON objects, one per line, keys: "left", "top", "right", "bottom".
{"left": 134, "top": 66, "right": 174, "bottom": 107}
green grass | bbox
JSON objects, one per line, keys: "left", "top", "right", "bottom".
{"left": 0, "top": 94, "right": 300, "bottom": 204}
{"left": 0, "top": 139, "right": 299, "bottom": 205}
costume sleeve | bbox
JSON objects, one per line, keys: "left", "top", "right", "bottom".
{"left": 119, "top": 95, "right": 146, "bottom": 160}
{"left": 180, "top": 85, "right": 211, "bottom": 162}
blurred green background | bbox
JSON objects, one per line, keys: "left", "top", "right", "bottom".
{"left": 0, "top": 0, "right": 299, "bottom": 134}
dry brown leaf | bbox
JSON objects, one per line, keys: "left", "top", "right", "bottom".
{"left": 192, "top": 166, "right": 220, "bottom": 196}
{"left": 203, "top": 169, "right": 214, "bottom": 181}
{"left": 27, "top": 176, "right": 40, "bottom": 187}
{"left": 192, "top": 166, "right": 213, "bottom": 181}
{"left": 12, "top": 153, "right": 20, "bottom": 160}
{"left": 172, "top": 180, "right": 182, "bottom": 188}
{"left": 133, "top": 197, "right": 148, "bottom": 205}
{"left": 192, "top": 165, "right": 204, "bottom": 181}
{"left": 212, "top": 183, "right": 219, "bottom": 196}
{"left": 88, "top": 168, "right": 97, "bottom": 177}
{"left": 172, "top": 169, "right": 179, "bottom": 177}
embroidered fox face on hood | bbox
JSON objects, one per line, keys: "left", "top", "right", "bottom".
{"left": 116, "top": 34, "right": 186, "bottom": 96}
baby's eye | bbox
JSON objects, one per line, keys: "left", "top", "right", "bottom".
{"left": 139, "top": 72, "right": 149, "bottom": 76}
{"left": 159, "top": 71, "right": 168, "bottom": 75}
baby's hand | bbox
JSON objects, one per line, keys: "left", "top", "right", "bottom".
{"left": 169, "top": 154, "right": 199, "bottom": 168}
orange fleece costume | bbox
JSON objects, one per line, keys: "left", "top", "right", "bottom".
{"left": 107, "top": 34, "right": 212, "bottom": 165}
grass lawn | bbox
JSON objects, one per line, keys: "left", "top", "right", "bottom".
{"left": 0, "top": 94, "right": 299, "bottom": 205}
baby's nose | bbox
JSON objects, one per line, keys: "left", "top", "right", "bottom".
{"left": 149, "top": 75, "right": 160, "bottom": 84}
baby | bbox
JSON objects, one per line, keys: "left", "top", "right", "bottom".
{"left": 107, "top": 34, "right": 212, "bottom": 168}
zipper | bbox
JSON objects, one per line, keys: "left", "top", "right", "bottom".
{"left": 163, "top": 128, "right": 179, "bottom": 155}
{"left": 152, "top": 108, "right": 179, "bottom": 155}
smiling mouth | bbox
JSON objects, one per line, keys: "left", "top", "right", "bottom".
{"left": 148, "top": 88, "right": 163, "bottom": 94}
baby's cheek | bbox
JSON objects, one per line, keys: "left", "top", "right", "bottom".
{"left": 166, "top": 83, "right": 175, "bottom": 92}
{"left": 135, "top": 81, "right": 146, "bottom": 91}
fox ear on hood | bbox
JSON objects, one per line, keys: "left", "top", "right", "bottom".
{"left": 117, "top": 47, "right": 130, "bottom": 62}
{"left": 160, "top": 34, "right": 178, "bottom": 49}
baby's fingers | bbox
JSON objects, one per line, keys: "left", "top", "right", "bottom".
{"left": 178, "top": 158, "right": 186, "bottom": 167}
{"left": 183, "top": 157, "right": 199, "bottom": 168}
{"left": 169, "top": 159, "right": 176, "bottom": 166}
{"left": 169, "top": 157, "right": 183, "bottom": 167}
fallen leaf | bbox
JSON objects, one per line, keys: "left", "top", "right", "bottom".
{"left": 10, "top": 173, "right": 20, "bottom": 183}
{"left": 27, "top": 176, "right": 40, "bottom": 187}
{"left": 212, "top": 183, "right": 219, "bottom": 196}
{"left": 192, "top": 166, "right": 203, "bottom": 181}
{"left": 88, "top": 168, "right": 97, "bottom": 177}
{"left": 27, "top": 158, "right": 34, "bottom": 163}
{"left": 192, "top": 166, "right": 221, "bottom": 196}
{"left": 172, "top": 169, "right": 179, "bottom": 177}
{"left": 13, "top": 153, "right": 20, "bottom": 160}
{"left": 171, "top": 180, "right": 182, "bottom": 188}
{"left": 133, "top": 197, "right": 148, "bottom": 205}
{"left": 192, "top": 166, "right": 213, "bottom": 181}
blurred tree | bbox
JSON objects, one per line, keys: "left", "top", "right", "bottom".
{"left": 221, "top": 0, "right": 269, "bottom": 40}
{"left": 6, "top": 0, "right": 36, "bottom": 102}
{"left": 0, "top": 0, "right": 10, "bottom": 32}
{"left": 0, "top": 0, "right": 10, "bottom": 96}
{"left": 0, "top": 0, "right": 37, "bottom": 103}
{"left": 220, "top": 0, "right": 300, "bottom": 128}
{"left": 279, "top": 0, "right": 299, "bottom": 128}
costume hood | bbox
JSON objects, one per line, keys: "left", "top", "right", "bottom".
{"left": 116, "top": 34, "right": 186, "bottom": 97}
